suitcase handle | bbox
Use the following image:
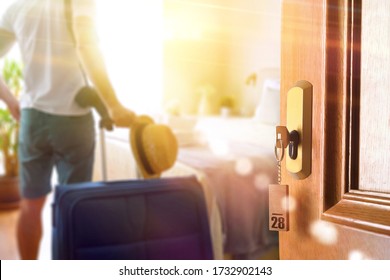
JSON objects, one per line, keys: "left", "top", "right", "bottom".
{"left": 75, "top": 89, "right": 113, "bottom": 180}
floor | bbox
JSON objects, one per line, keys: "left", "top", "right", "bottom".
{"left": 0, "top": 195, "right": 52, "bottom": 260}
{"left": 0, "top": 209, "right": 19, "bottom": 260}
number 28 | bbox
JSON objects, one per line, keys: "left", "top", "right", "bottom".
{"left": 271, "top": 216, "right": 285, "bottom": 229}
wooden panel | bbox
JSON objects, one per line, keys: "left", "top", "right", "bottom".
{"left": 280, "top": 0, "right": 328, "bottom": 259}
{"left": 324, "top": 196, "right": 390, "bottom": 235}
{"left": 359, "top": 0, "right": 390, "bottom": 193}
{"left": 281, "top": 0, "right": 390, "bottom": 259}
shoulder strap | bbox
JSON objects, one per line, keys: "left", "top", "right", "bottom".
{"left": 64, "top": 0, "right": 75, "bottom": 44}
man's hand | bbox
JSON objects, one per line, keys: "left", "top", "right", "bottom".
{"left": 109, "top": 104, "right": 136, "bottom": 127}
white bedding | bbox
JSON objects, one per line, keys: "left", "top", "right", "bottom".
{"left": 171, "top": 116, "right": 279, "bottom": 258}
{"left": 177, "top": 145, "right": 278, "bottom": 258}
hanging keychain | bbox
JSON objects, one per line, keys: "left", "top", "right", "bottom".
{"left": 269, "top": 126, "right": 290, "bottom": 231}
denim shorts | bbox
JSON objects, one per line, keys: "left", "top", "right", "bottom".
{"left": 18, "top": 108, "right": 95, "bottom": 199}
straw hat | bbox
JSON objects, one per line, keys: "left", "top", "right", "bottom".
{"left": 130, "top": 115, "right": 178, "bottom": 179}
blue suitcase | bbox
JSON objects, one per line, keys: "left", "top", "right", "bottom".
{"left": 52, "top": 176, "right": 213, "bottom": 260}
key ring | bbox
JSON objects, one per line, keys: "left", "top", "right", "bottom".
{"left": 274, "top": 138, "right": 285, "bottom": 162}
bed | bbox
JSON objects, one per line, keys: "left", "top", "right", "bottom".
{"left": 91, "top": 77, "right": 281, "bottom": 259}
{"left": 171, "top": 117, "right": 279, "bottom": 259}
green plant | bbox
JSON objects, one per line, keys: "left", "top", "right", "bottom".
{"left": 2, "top": 59, "right": 23, "bottom": 98}
{"left": 0, "top": 109, "right": 18, "bottom": 177}
{"left": 0, "top": 59, "right": 23, "bottom": 177}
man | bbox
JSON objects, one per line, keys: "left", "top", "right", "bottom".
{"left": 0, "top": 0, "right": 136, "bottom": 259}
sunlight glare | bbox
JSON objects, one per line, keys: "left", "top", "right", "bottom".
{"left": 95, "top": 0, "right": 163, "bottom": 115}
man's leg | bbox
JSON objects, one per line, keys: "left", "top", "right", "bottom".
{"left": 18, "top": 109, "right": 54, "bottom": 260}
{"left": 17, "top": 196, "right": 46, "bottom": 260}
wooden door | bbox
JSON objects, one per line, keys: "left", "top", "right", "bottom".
{"left": 280, "top": 0, "right": 390, "bottom": 259}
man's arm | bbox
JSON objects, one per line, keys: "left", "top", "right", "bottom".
{"left": 72, "top": 16, "right": 136, "bottom": 127}
{"left": 0, "top": 77, "right": 20, "bottom": 121}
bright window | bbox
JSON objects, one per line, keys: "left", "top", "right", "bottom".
{"left": 96, "top": 0, "right": 163, "bottom": 115}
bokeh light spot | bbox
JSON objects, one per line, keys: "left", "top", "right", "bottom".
{"left": 235, "top": 157, "right": 253, "bottom": 176}
{"left": 281, "top": 195, "right": 297, "bottom": 212}
{"left": 254, "top": 173, "right": 271, "bottom": 191}
{"left": 310, "top": 220, "right": 338, "bottom": 245}
{"left": 349, "top": 250, "right": 370, "bottom": 260}
{"left": 208, "top": 138, "right": 230, "bottom": 157}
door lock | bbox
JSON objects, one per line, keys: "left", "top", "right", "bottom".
{"left": 275, "top": 81, "right": 312, "bottom": 179}
{"left": 288, "top": 130, "right": 299, "bottom": 160}
{"left": 275, "top": 126, "right": 299, "bottom": 160}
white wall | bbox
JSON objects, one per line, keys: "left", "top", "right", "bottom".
{"left": 163, "top": 0, "right": 282, "bottom": 116}
{"left": 222, "top": 0, "right": 281, "bottom": 116}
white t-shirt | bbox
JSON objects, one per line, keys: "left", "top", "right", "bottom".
{"left": 0, "top": 0, "right": 96, "bottom": 115}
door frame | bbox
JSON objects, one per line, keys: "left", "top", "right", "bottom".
{"left": 321, "top": 0, "right": 390, "bottom": 236}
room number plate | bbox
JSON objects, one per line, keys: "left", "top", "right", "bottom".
{"left": 269, "top": 184, "right": 289, "bottom": 231}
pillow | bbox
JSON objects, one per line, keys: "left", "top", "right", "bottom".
{"left": 254, "top": 79, "right": 280, "bottom": 125}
